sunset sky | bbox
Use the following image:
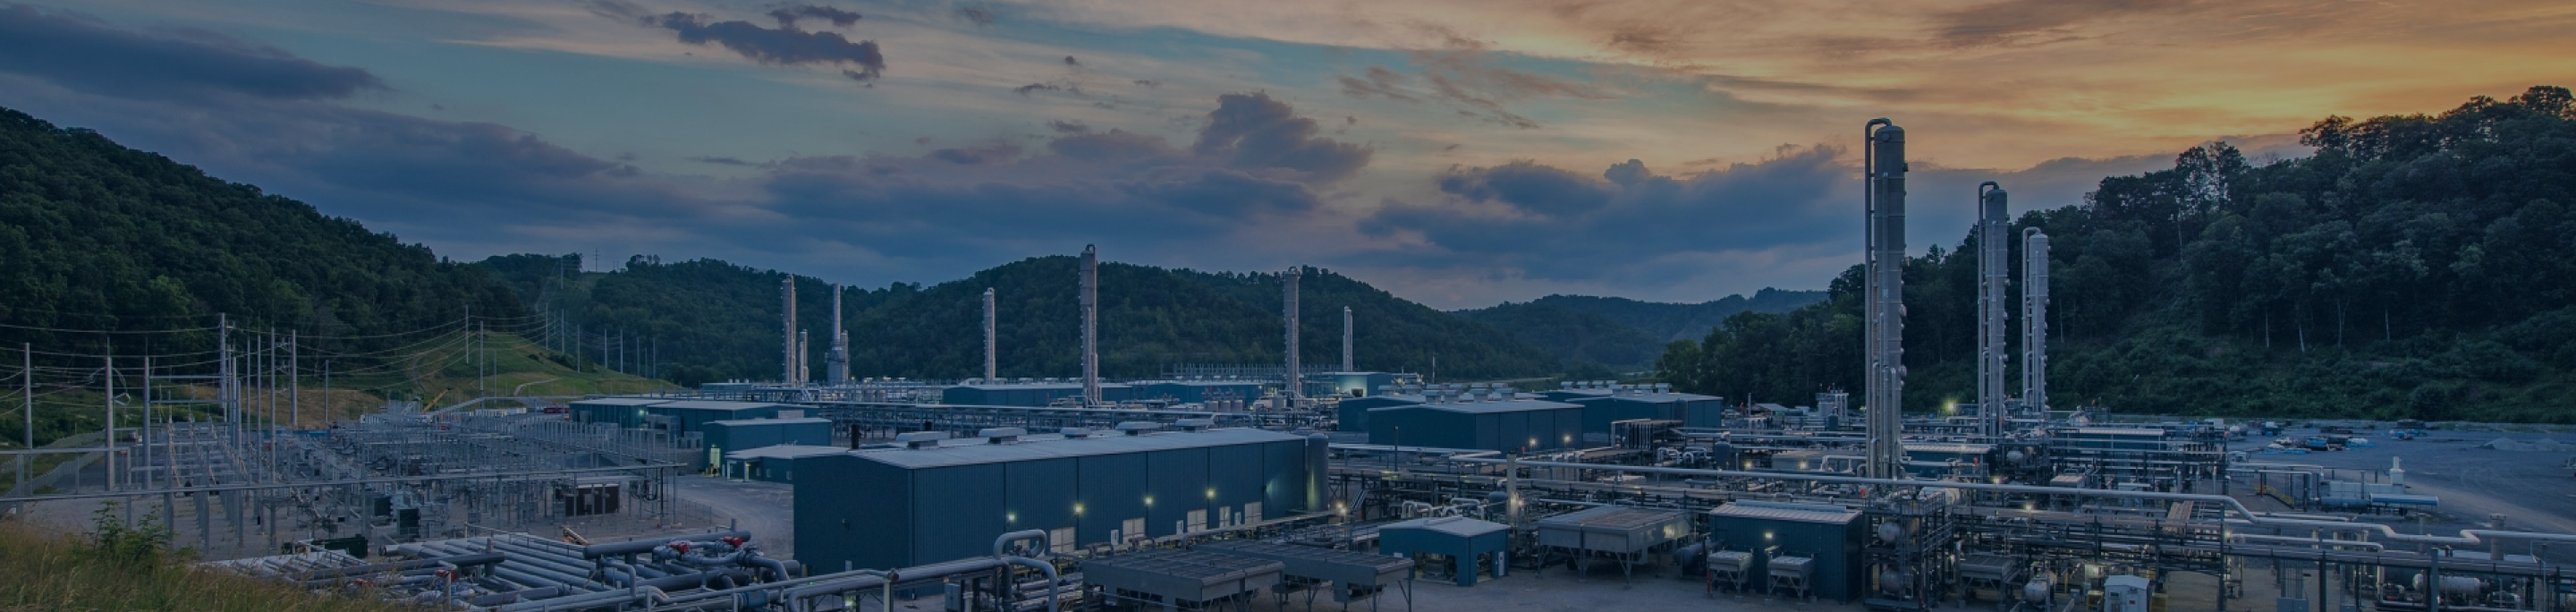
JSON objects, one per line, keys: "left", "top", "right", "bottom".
{"left": 4, "top": 0, "right": 2569, "bottom": 307}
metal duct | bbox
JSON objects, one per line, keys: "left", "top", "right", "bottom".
{"left": 2023, "top": 228, "right": 2050, "bottom": 414}
{"left": 1080, "top": 245, "right": 1100, "bottom": 406}
{"left": 1863, "top": 119, "right": 1908, "bottom": 480}
{"left": 1977, "top": 182, "right": 2009, "bottom": 438}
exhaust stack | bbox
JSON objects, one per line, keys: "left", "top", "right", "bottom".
{"left": 1081, "top": 245, "right": 1099, "bottom": 406}
{"left": 1863, "top": 119, "right": 1908, "bottom": 480}
{"left": 1977, "top": 183, "right": 2008, "bottom": 438}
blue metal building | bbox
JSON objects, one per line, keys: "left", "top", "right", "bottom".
{"left": 1705, "top": 501, "right": 1865, "bottom": 603}
{"left": 1333, "top": 394, "right": 1427, "bottom": 433}
{"left": 1365, "top": 395, "right": 1584, "bottom": 452}
{"left": 1564, "top": 387, "right": 1729, "bottom": 431}
{"left": 645, "top": 400, "right": 793, "bottom": 436}
{"left": 1132, "top": 380, "right": 1267, "bottom": 404}
{"left": 568, "top": 397, "right": 670, "bottom": 428}
{"left": 793, "top": 428, "right": 1325, "bottom": 572}
{"left": 703, "top": 418, "right": 835, "bottom": 456}
{"left": 1379, "top": 516, "right": 1511, "bottom": 586}
{"left": 722, "top": 445, "right": 847, "bottom": 482}
{"left": 939, "top": 383, "right": 1135, "bottom": 406}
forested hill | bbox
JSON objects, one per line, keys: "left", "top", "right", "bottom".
{"left": 1453, "top": 290, "right": 1830, "bottom": 371}
{"left": 485, "top": 255, "right": 1564, "bottom": 386}
{"left": 1656, "top": 86, "right": 2576, "bottom": 423}
{"left": 0, "top": 107, "right": 527, "bottom": 361}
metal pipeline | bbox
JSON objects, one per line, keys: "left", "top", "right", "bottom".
{"left": 1000, "top": 556, "right": 1063, "bottom": 612}
{"left": 1453, "top": 457, "right": 2576, "bottom": 548}
{"left": 580, "top": 530, "right": 750, "bottom": 558}
{"left": 2227, "top": 534, "right": 2385, "bottom": 551}
{"left": 994, "top": 529, "right": 1051, "bottom": 557}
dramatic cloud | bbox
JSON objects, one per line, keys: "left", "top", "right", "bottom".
{"left": 648, "top": 12, "right": 884, "bottom": 81}
{"left": 0, "top": 4, "right": 384, "bottom": 101}
{"left": 1046, "top": 120, "right": 1089, "bottom": 133}
{"left": 953, "top": 6, "right": 995, "bottom": 27}
{"left": 1336, "top": 66, "right": 1418, "bottom": 103}
{"left": 1191, "top": 93, "right": 1373, "bottom": 183}
{"left": 766, "top": 4, "right": 860, "bottom": 30}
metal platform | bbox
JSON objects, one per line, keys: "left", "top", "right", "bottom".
{"left": 1086, "top": 548, "right": 1285, "bottom": 609}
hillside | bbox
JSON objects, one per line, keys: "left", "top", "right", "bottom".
{"left": 0, "top": 106, "right": 654, "bottom": 456}
{"left": 0, "top": 107, "right": 527, "bottom": 354}
{"left": 484, "top": 256, "right": 1566, "bottom": 384}
{"left": 1656, "top": 86, "right": 2576, "bottom": 422}
{"left": 1454, "top": 289, "right": 1828, "bottom": 370}
{"left": 1451, "top": 302, "right": 1666, "bottom": 371}
{"left": 1522, "top": 290, "right": 1830, "bottom": 342}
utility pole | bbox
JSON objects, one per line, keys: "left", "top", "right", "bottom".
{"left": 105, "top": 349, "right": 114, "bottom": 491}
{"left": 21, "top": 343, "right": 30, "bottom": 496}
{"left": 324, "top": 360, "right": 332, "bottom": 427}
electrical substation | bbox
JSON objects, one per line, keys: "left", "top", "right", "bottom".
{"left": 8, "top": 121, "right": 2576, "bottom": 612}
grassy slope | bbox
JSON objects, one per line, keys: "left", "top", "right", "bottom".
{"left": 0, "top": 517, "right": 411, "bottom": 612}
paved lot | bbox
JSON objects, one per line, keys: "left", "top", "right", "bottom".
{"left": 672, "top": 475, "right": 798, "bottom": 557}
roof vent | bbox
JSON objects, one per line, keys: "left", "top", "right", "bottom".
{"left": 979, "top": 427, "right": 1029, "bottom": 443}
{"left": 1174, "top": 418, "right": 1216, "bottom": 432}
{"left": 1059, "top": 427, "right": 1092, "bottom": 438}
{"left": 895, "top": 430, "right": 952, "bottom": 449}
{"left": 1114, "top": 421, "right": 1164, "bottom": 436}
{"left": 1655, "top": 383, "right": 1672, "bottom": 394}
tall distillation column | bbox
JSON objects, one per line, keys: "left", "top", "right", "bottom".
{"left": 1976, "top": 183, "right": 2010, "bottom": 438}
{"left": 1284, "top": 267, "right": 1302, "bottom": 403}
{"left": 1080, "top": 245, "right": 1100, "bottom": 405}
{"left": 983, "top": 288, "right": 997, "bottom": 381}
{"left": 828, "top": 284, "right": 849, "bottom": 386}
{"left": 782, "top": 276, "right": 799, "bottom": 385}
{"left": 1342, "top": 306, "right": 1353, "bottom": 373}
{"left": 1864, "top": 120, "right": 1909, "bottom": 480}
{"left": 2023, "top": 228, "right": 2051, "bottom": 415}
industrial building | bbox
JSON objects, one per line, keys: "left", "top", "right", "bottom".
{"left": 1361, "top": 387, "right": 1584, "bottom": 452}
{"left": 941, "top": 381, "right": 1136, "bottom": 406}
{"left": 1562, "top": 384, "right": 1728, "bottom": 431}
{"left": 793, "top": 426, "right": 1325, "bottom": 572}
{"left": 701, "top": 417, "right": 833, "bottom": 457}
{"left": 1704, "top": 501, "right": 1865, "bottom": 602}
{"left": 720, "top": 444, "right": 846, "bottom": 482}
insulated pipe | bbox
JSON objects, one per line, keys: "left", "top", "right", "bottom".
{"left": 995, "top": 529, "right": 1051, "bottom": 557}
{"left": 292, "top": 553, "right": 504, "bottom": 582}
{"left": 1000, "top": 556, "right": 1063, "bottom": 612}
{"left": 2232, "top": 534, "right": 2385, "bottom": 551}
{"left": 1450, "top": 457, "right": 2576, "bottom": 548}
{"left": 784, "top": 558, "right": 1013, "bottom": 612}
{"left": 580, "top": 531, "right": 750, "bottom": 558}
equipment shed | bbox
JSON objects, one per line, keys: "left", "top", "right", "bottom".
{"left": 1378, "top": 516, "right": 1510, "bottom": 586}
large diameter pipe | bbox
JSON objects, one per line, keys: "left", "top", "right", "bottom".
{"left": 1000, "top": 556, "right": 1063, "bottom": 612}
{"left": 580, "top": 531, "right": 750, "bottom": 558}
{"left": 1452, "top": 457, "right": 2576, "bottom": 548}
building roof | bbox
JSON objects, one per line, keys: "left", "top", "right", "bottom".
{"left": 1370, "top": 398, "right": 1580, "bottom": 415}
{"left": 1566, "top": 392, "right": 1722, "bottom": 404}
{"left": 1381, "top": 516, "right": 1509, "bottom": 538}
{"left": 2065, "top": 428, "right": 2167, "bottom": 437}
{"left": 1903, "top": 443, "right": 1995, "bottom": 455}
{"left": 725, "top": 445, "right": 851, "bottom": 460}
{"left": 706, "top": 417, "right": 833, "bottom": 428}
{"left": 650, "top": 400, "right": 790, "bottom": 412}
{"left": 1707, "top": 501, "right": 1860, "bottom": 525}
{"left": 852, "top": 428, "right": 1305, "bottom": 469}
{"left": 571, "top": 397, "right": 672, "bottom": 407}
{"left": 1137, "top": 380, "right": 1267, "bottom": 387}
{"left": 949, "top": 383, "right": 1134, "bottom": 391}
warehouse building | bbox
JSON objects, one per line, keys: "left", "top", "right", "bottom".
{"left": 1705, "top": 501, "right": 1865, "bottom": 603}
{"left": 940, "top": 382, "right": 1135, "bottom": 406}
{"left": 567, "top": 397, "right": 671, "bottom": 428}
{"left": 1364, "top": 389, "right": 1583, "bottom": 452}
{"left": 1334, "top": 394, "right": 1427, "bottom": 433}
{"left": 1563, "top": 385, "right": 1728, "bottom": 431}
{"left": 1131, "top": 380, "right": 1267, "bottom": 405}
{"left": 699, "top": 417, "right": 834, "bottom": 470}
{"left": 721, "top": 445, "right": 846, "bottom": 482}
{"left": 643, "top": 400, "right": 797, "bottom": 437}
{"left": 794, "top": 426, "right": 1325, "bottom": 572}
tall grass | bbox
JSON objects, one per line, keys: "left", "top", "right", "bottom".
{"left": 0, "top": 503, "right": 411, "bottom": 612}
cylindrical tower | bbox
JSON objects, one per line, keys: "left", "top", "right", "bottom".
{"left": 782, "top": 276, "right": 798, "bottom": 385}
{"left": 2023, "top": 228, "right": 2051, "bottom": 414}
{"left": 829, "top": 284, "right": 850, "bottom": 386}
{"left": 1081, "top": 245, "right": 1099, "bottom": 405}
{"left": 1865, "top": 120, "right": 1908, "bottom": 480}
{"left": 1342, "top": 306, "right": 1353, "bottom": 373}
{"left": 983, "top": 287, "right": 997, "bottom": 381}
{"left": 1284, "top": 267, "right": 1302, "bottom": 402}
{"left": 1977, "top": 183, "right": 2009, "bottom": 438}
